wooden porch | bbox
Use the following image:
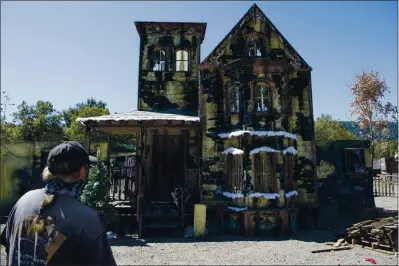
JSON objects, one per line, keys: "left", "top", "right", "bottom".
{"left": 78, "top": 111, "right": 201, "bottom": 237}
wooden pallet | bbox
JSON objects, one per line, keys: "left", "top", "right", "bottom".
{"left": 360, "top": 240, "right": 397, "bottom": 254}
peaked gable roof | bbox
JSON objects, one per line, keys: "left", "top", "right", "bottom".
{"left": 201, "top": 4, "right": 311, "bottom": 70}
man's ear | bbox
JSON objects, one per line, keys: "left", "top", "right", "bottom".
{"left": 79, "top": 166, "right": 87, "bottom": 180}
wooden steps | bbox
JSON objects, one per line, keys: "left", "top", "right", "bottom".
{"left": 140, "top": 201, "right": 183, "bottom": 237}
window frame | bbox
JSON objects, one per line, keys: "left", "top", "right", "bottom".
{"left": 283, "top": 154, "right": 295, "bottom": 191}
{"left": 225, "top": 154, "right": 244, "bottom": 193}
{"left": 151, "top": 49, "right": 167, "bottom": 72}
{"left": 251, "top": 153, "right": 278, "bottom": 193}
{"left": 344, "top": 148, "right": 367, "bottom": 175}
{"left": 175, "top": 50, "right": 190, "bottom": 72}
{"left": 227, "top": 83, "right": 241, "bottom": 115}
{"left": 251, "top": 82, "right": 272, "bottom": 114}
{"left": 247, "top": 37, "right": 262, "bottom": 57}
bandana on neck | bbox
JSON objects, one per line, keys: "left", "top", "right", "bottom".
{"left": 44, "top": 179, "right": 86, "bottom": 200}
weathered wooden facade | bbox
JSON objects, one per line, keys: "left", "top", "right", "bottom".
{"left": 78, "top": 4, "right": 317, "bottom": 236}
{"left": 315, "top": 140, "right": 375, "bottom": 229}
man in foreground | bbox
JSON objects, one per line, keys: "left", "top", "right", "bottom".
{"left": 1, "top": 141, "right": 117, "bottom": 266}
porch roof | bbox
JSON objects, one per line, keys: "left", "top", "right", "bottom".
{"left": 76, "top": 110, "right": 200, "bottom": 134}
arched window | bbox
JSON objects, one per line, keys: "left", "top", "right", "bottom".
{"left": 254, "top": 84, "right": 270, "bottom": 112}
{"left": 175, "top": 50, "right": 189, "bottom": 72}
{"left": 152, "top": 50, "right": 166, "bottom": 71}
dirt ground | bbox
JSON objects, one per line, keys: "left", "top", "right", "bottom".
{"left": 107, "top": 231, "right": 398, "bottom": 265}
{"left": 1, "top": 196, "right": 397, "bottom": 265}
{"left": 1, "top": 226, "right": 397, "bottom": 265}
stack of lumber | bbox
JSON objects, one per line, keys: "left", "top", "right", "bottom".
{"left": 346, "top": 217, "right": 398, "bottom": 253}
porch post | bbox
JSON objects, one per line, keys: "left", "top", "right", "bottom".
{"left": 137, "top": 122, "right": 146, "bottom": 223}
{"left": 85, "top": 126, "right": 91, "bottom": 152}
{"left": 107, "top": 133, "right": 111, "bottom": 180}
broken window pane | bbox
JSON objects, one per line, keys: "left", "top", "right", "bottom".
{"left": 254, "top": 85, "right": 269, "bottom": 112}
{"left": 176, "top": 50, "right": 189, "bottom": 71}
{"left": 153, "top": 50, "right": 166, "bottom": 71}
{"left": 345, "top": 148, "right": 366, "bottom": 173}
{"left": 230, "top": 86, "right": 240, "bottom": 113}
{"left": 248, "top": 37, "right": 261, "bottom": 57}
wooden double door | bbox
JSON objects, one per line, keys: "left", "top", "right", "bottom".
{"left": 149, "top": 134, "right": 187, "bottom": 202}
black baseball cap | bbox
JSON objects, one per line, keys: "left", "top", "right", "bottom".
{"left": 47, "top": 141, "right": 99, "bottom": 175}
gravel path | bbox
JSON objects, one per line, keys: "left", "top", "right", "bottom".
{"left": 1, "top": 225, "right": 397, "bottom": 265}
{"left": 375, "top": 196, "right": 398, "bottom": 211}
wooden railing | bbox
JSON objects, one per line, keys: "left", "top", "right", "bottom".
{"left": 373, "top": 174, "right": 398, "bottom": 197}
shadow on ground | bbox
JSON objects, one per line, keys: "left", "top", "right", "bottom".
{"left": 109, "top": 229, "right": 339, "bottom": 247}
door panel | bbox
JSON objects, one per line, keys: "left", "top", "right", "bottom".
{"left": 150, "top": 135, "right": 186, "bottom": 201}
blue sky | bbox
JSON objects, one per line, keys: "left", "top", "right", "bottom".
{"left": 1, "top": 1, "right": 397, "bottom": 121}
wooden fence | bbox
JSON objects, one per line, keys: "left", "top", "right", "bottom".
{"left": 373, "top": 174, "right": 398, "bottom": 197}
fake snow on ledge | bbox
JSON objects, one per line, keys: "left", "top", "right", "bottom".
{"left": 282, "top": 146, "right": 298, "bottom": 155}
{"left": 223, "top": 192, "right": 244, "bottom": 199}
{"left": 285, "top": 190, "right": 299, "bottom": 198}
{"left": 248, "top": 146, "right": 298, "bottom": 156}
{"left": 222, "top": 147, "right": 244, "bottom": 155}
{"left": 250, "top": 146, "right": 280, "bottom": 155}
{"left": 217, "top": 130, "right": 297, "bottom": 140}
{"left": 228, "top": 206, "right": 248, "bottom": 212}
{"left": 107, "top": 232, "right": 117, "bottom": 239}
{"left": 248, "top": 192, "right": 280, "bottom": 199}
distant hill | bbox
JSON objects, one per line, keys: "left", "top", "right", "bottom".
{"left": 342, "top": 121, "right": 398, "bottom": 140}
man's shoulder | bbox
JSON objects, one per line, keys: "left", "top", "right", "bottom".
{"left": 56, "top": 196, "right": 100, "bottom": 220}
{"left": 20, "top": 188, "right": 45, "bottom": 200}
{"left": 55, "top": 197, "right": 104, "bottom": 239}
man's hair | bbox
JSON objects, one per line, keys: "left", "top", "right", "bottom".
{"left": 42, "top": 165, "right": 87, "bottom": 183}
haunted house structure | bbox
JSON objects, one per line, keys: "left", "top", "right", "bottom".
{"left": 78, "top": 4, "right": 319, "bottom": 236}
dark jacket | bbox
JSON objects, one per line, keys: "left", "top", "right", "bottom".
{"left": 0, "top": 189, "right": 117, "bottom": 266}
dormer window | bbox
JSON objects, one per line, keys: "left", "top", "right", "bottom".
{"left": 254, "top": 84, "right": 269, "bottom": 112}
{"left": 176, "top": 50, "right": 189, "bottom": 72}
{"left": 230, "top": 86, "right": 240, "bottom": 113}
{"left": 153, "top": 49, "right": 166, "bottom": 72}
{"left": 248, "top": 37, "right": 261, "bottom": 57}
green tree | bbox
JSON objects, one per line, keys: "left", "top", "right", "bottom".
{"left": 81, "top": 161, "right": 117, "bottom": 224}
{"left": 12, "top": 101, "right": 64, "bottom": 141}
{"left": 63, "top": 97, "right": 108, "bottom": 128}
{"left": 315, "top": 114, "right": 356, "bottom": 140}
{"left": 64, "top": 98, "right": 110, "bottom": 142}
{"left": 374, "top": 140, "right": 398, "bottom": 159}
{"left": 0, "top": 92, "right": 19, "bottom": 144}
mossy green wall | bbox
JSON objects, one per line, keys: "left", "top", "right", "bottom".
{"left": 199, "top": 6, "right": 316, "bottom": 206}
{"left": 137, "top": 26, "right": 202, "bottom": 115}
{"left": 0, "top": 141, "right": 109, "bottom": 205}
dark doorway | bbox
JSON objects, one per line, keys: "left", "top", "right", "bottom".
{"left": 150, "top": 135, "right": 186, "bottom": 202}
